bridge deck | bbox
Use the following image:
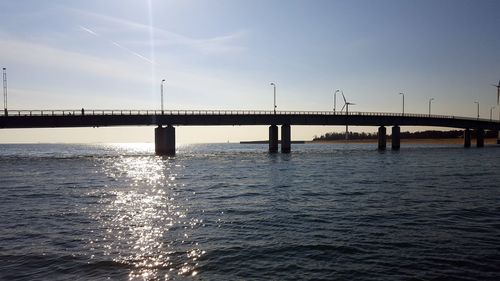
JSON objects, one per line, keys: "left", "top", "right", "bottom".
{"left": 1, "top": 110, "right": 499, "bottom": 130}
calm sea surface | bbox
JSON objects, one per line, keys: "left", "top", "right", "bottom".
{"left": 0, "top": 143, "right": 499, "bottom": 280}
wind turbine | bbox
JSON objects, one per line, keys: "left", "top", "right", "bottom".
{"left": 493, "top": 80, "right": 500, "bottom": 105}
{"left": 340, "top": 92, "right": 355, "bottom": 140}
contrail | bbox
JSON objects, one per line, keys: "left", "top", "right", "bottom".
{"left": 78, "top": 25, "right": 154, "bottom": 64}
{"left": 79, "top": 26, "right": 98, "bottom": 36}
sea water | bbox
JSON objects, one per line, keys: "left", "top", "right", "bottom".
{"left": 0, "top": 143, "right": 499, "bottom": 280}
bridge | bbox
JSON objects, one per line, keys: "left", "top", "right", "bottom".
{"left": 1, "top": 109, "right": 500, "bottom": 155}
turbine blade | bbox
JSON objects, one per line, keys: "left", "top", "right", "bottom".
{"left": 341, "top": 104, "right": 346, "bottom": 112}
{"left": 341, "top": 92, "right": 347, "bottom": 103}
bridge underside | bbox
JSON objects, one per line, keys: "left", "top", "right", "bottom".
{"left": 1, "top": 113, "right": 499, "bottom": 155}
{"left": 2, "top": 113, "right": 500, "bottom": 130}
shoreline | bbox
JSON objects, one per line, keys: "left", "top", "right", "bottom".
{"left": 309, "top": 138, "right": 499, "bottom": 145}
{"left": 240, "top": 138, "right": 499, "bottom": 145}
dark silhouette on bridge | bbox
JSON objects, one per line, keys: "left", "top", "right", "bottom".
{"left": 1, "top": 109, "right": 499, "bottom": 155}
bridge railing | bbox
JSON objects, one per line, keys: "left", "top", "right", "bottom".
{"left": 1, "top": 109, "right": 498, "bottom": 123}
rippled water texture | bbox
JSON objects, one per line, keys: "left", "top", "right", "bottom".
{"left": 1, "top": 143, "right": 500, "bottom": 280}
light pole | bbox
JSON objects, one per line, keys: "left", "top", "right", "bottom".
{"left": 490, "top": 106, "right": 495, "bottom": 121}
{"left": 270, "top": 82, "right": 276, "bottom": 114}
{"left": 334, "top": 89, "right": 342, "bottom": 114}
{"left": 494, "top": 81, "right": 500, "bottom": 143}
{"left": 399, "top": 92, "right": 405, "bottom": 115}
{"left": 428, "top": 98, "right": 434, "bottom": 116}
{"left": 474, "top": 101, "right": 480, "bottom": 120}
{"left": 493, "top": 80, "right": 500, "bottom": 105}
{"left": 344, "top": 102, "right": 355, "bottom": 140}
{"left": 161, "top": 79, "right": 166, "bottom": 114}
{"left": 2, "top": 68, "right": 7, "bottom": 116}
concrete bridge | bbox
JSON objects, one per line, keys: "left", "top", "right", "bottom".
{"left": 1, "top": 109, "right": 499, "bottom": 155}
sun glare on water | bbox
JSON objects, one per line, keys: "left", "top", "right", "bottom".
{"left": 87, "top": 143, "right": 204, "bottom": 280}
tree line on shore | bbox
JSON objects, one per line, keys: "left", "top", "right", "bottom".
{"left": 313, "top": 130, "right": 498, "bottom": 141}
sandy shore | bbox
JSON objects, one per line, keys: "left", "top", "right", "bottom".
{"left": 309, "top": 138, "right": 499, "bottom": 145}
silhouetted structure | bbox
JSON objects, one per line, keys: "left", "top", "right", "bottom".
{"left": 1, "top": 109, "right": 499, "bottom": 155}
{"left": 2, "top": 68, "right": 7, "bottom": 117}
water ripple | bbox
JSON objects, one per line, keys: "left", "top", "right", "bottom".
{"left": 1, "top": 144, "right": 500, "bottom": 280}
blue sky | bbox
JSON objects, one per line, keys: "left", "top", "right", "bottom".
{"left": 1, "top": 0, "right": 499, "bottom": 143}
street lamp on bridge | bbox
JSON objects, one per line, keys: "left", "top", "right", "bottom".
{"left": 3, "top": 68, "right": 7, "bottom": 116}
{"left": 428, "top": 98, "right": 434, "bottom": 116}
{"left": 334, "top": 89, "right": 342, "bottom": 114}
{"left": 492, "top": 80, "right": 500, "bottom": 105}
{"left": 399, "top": 92, "right": 405, "bottom": 116}
{"left": 270, "top": 82, "right": 277, "bottom": 114}
{"left": 474, "top": 101, "right": 480, "bottom": 120}
{"left": 161, "top": 79, "right": 166, "bottom": 115}
{"left": 490, "top": 106, "right": 496, "bottom": 121}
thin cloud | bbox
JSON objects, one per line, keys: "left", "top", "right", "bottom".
{"left": 0, "top": 38, "right": 151, "bottom": 83}
{"left": 78, "top": 25, "right": 154, "bottom": 64}
{"left": 79, "top": 25, "right": 98, "bottom": 36}
{"left": 0, "top": 38, "right": 260, "bottom": 107}
{"left": 71, "top": 8, "right": 247, "bottom": 54}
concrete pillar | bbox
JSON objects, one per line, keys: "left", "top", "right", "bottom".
{"left": 391, "top": 126, "right": 400, "bottom": 150}
{"left": 269, "top": 125, "right": 278, "bottom": 153}
{"left": 155, "top": 125, "right": 175, "bottom": 156}
{"left": 464, "top": 128, "right": 471, "bottom": 148}
{"left": 378, "top": 126, "right": 386, "bottom": 150}
{"left": 476, "top": 128, "right": 484, "bottom": 148}
{"left": 281, "top": 124, "right": 291, "bottom": 153}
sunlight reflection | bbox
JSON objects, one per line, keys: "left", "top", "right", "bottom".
{"left": 90, "top": 143, "right": 203, "bottom": 280}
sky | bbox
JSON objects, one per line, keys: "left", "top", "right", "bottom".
{"left": 0, "top": 0, "right": 499, "bottom": 143}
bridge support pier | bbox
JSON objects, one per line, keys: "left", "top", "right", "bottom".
{"left": 378, "top": 126, "right": 386, "bottom": 150}
{"left": 391, "top": 126, "right": 400, "bottom": 150}
{"left": 281, "top": 125, "right": 291, "bottom": 153}
{"left": 476, "top": 128, "right": 484, "bottom": 148}
{"left": 464, "top": 129, "right": 471, "bottom": 148}
{"left": 269, "top": 125, "right": 278, "bottom": 153}
{"left": 155, "top": 125, "right": 175, "bottom": 156}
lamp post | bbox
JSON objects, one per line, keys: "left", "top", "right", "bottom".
{"left": 474, "top": 101, "right": 479, "bottom": 120}
{"left": 428, "top": 98, "right": 434, "bottom": 116}
{"left": 161, "top": 79, "right": 166, "bottom": 115}
{"left": 334, "top": 89, "right": 342, "bottom": 114}
{"left": 490, "top": 106, "right": 495, "bottom": 121}
{"left": 344, "top": 102, "right": 355, "bottom": 140}
{"left": 399, "top": 92, "right": 405, "bottom": 115}
{"left": 2, "top": 68, "right": 7, "bottom": 116}
{"left": 270, "top": 82, "right": 276, "bottom": 114}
